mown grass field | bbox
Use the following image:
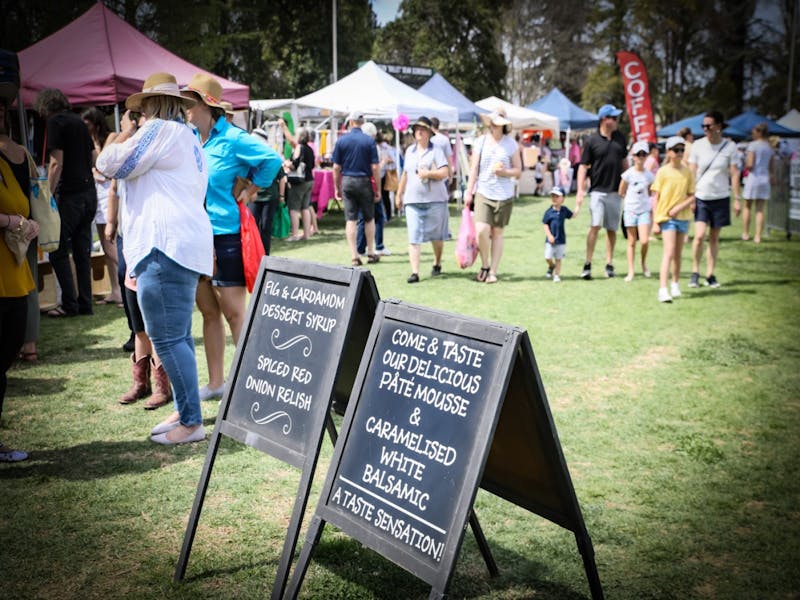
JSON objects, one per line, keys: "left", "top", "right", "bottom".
{"left": 3, "top": 193, "right": 799, "bottom": 599}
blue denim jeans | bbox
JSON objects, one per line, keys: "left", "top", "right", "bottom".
{"left": 135, "top": 249, "right": 203, "bottom": 427}
{"left": 357, "top": 200, "right": 385, "bottom": 254}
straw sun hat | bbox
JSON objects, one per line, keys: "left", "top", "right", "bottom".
{"left": 125, "top": 72, "right": 196, "bottom": 111}
{"left": 181, "top": 73, "right": 225, "bottom": 108}
{"left": 480, "top": 109, "right": 512, "bottom": 133}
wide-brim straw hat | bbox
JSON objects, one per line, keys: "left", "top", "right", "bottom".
{"left": 220, "top": 101, "right": 235, "bottom": 116}
{"left": 412, "top": 116, "right": 433, "bottom": 132}
{"left": 126, "top": 72, "right": 196, "bottom": 111}
{"left": 181, "top": 73, "right": 225, "bottom": 109}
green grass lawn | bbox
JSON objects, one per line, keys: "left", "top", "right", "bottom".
{"left": 3, "top": 194, "right": 799, "bottom": 599}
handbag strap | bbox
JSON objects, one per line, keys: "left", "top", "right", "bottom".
{"left": 695, "top": 140, "right": 728, "bottom": 186}
{"left": 24, "top": 149, "right": 39, "bottom": 179}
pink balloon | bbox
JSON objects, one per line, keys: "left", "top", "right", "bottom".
{"left": 392, "top": 114, "right": 409, "bottom": 131}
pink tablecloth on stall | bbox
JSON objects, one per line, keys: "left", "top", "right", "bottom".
{"left": 311, "top": 169, "right": 336, "bottom": 218}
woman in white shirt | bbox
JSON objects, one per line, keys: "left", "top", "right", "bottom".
{"left": 464, "top": 110, "right": 522, "bottom": 284}
{"left": 742, "top": 122, "right": 775, "bottom": 243}
{"left": 97, "top": 72, "right": 213, "bottom": 446}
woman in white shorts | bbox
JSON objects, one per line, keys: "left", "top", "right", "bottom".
{"left": 742, "top": 122, "right": 774, "bottom": 243}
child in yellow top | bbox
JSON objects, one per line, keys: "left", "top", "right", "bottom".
{"left": 651, "top": 136, "right": 695, "bottom": 303}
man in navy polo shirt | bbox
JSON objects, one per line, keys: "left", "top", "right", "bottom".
{"left": 333, "top": 113, "right": 382, "bottom": 266}
{"left": 574, "top": 103, "right": 628, "bottom": 280}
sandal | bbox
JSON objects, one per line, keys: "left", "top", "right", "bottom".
{"left": 351, "top": 258, "right": 362, "bottom": 267}
{"left": 96, "top": 295, "right": 122, "bottom": 305}
{"left": 367, "top": 254, "right": 380, "bottom": 264}
{"left": 47, "top": 306, "right": 75, "bottom": 318}
{"left": 475, "top": 267, "right": 490, "bottom": 282}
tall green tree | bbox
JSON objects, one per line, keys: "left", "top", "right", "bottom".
{"left": 3, "top": 0, "right": 376, "bottom": 101}
{"left": 501, "top": 0, "right": 591, "bottom": 106}
{"left": 372, "top": 0, "right": 508, "bottom": 100}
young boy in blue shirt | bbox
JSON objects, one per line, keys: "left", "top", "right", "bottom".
{"left": 542, "top": 186, "right": 573, "bottom": 282}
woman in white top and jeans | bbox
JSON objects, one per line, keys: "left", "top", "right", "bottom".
{"left": 97, "top": 72, "right": 213, "bottom": 445}
{"left": 464, "top": 110, "right": 522, "bottom": 284}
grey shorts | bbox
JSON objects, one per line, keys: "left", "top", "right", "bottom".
{"left": 287, "top": 179, "right": 313, "bottom": 212}
{"left": 545, "top": 242, "right": 566, "bottom": 260}
{"left": 589, "top": 191, "right": 621, "bottom": 230}
{"left": 343, "top": 176, "right": 375, "bottom": 222}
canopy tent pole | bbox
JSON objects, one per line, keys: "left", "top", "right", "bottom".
{"left": 16, "top": 90, "right": 28, "bottom": 152}
{"left": 114, "top": 104, "right": 120, "bottom": 133}
{"left": 455, "top": 129, "right": 462, "bottom": 210}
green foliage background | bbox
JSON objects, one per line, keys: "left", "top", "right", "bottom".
{"left": 2, "top": 0, "right": 797, "bottom": 121}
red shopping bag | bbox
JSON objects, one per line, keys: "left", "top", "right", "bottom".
{"left": 455, "top": 207, "right": 478, "bottom": 269}
{"left": 238, "top": 199, "right": 265, "bottom": 293}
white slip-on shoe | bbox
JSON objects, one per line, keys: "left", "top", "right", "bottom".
{"left": 150, "top": 419, "right": 180, "bottom": 436}
{"left": 198, "top": 384, "right": 225, "bottom": 402}
{"left": 150, "top": 425, "right": 206, "bottom": 446}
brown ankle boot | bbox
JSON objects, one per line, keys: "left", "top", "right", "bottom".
{"left": 118, "top": 353, "right": 152, "bottom": 404}
{"left": 144, "top": 359, "right": 173, "bottom": 410}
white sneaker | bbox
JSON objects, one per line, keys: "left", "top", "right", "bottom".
{"left": 198, "top": 383, "right": 225, "bottom": 401}
{"left": 658, "top": 287, "right": 673, "bottom": 303}
{"left": 376, "top": 247, "right": 392, "bottom": 256}
{"left": 553, "top": 274, "right": 561, "bottom": 283}
{"left": 624, "top": 273, "right": 634, "bottom": 282}
{"left": 670, "top": 282, "right": 682, "bottom": 298}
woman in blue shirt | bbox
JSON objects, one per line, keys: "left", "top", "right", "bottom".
{"left": 182, "top": 74, "right": 282, "bottom": 401}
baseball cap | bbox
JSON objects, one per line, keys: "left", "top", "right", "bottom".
{"left": 346, "top": 111, "right": 364, "bottom": 123}
{"left": 598, "top": 104, "right": 622, "bottom": 119}
{"left": 631, "top": 141, "right": 650, "bottom": 155}
{"left": 550, "top": 186, "right": 565, "bottom": 196}
{"left": 666, "top": 136, "right": 685, "bottom": 150}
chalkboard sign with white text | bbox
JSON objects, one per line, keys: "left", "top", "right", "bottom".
{"left": 285, "top": 300, "right": 604, "bottom": 600}
{"left": 175, "top": 257, "right": 379, "bottom": 600}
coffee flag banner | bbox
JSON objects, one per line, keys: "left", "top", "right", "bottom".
{"left": 617, "top": 51, "right": 656, "bottom": 143}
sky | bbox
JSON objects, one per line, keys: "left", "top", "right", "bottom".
{"left": 370, "top": 0, "right": 402, "bottom": 25}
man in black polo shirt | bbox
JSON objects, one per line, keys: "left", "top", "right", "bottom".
{"left": 332, "top": 113, "right": 381, "bottom": 266}
{"left": 35, "top": 88, "right": 97, "bottom": 316}
{"left": 574, "top": 104, "right": 628, "bottom": 279}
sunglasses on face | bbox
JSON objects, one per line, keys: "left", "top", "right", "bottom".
{"left": 635, "top": 151, "right": 648, "bottom": 157}
{"left": 701, "top": 123, "right": 715, "bottom": 129}
{"left": 605, "top": 116, "right": 618, "bottom": 121}
{"left": 671, "top": 147, "right": 685, "bottom": 153}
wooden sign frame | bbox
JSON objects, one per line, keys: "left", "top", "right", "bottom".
{"left": 284, "top": 300, "right": 603, "bottom": 599}
{"left": 174, "top": 257, "right": 379, "bottom": 600}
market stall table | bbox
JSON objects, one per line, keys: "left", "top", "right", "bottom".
{"left": 311, "top": 169, "right": 340, "bottom": 217}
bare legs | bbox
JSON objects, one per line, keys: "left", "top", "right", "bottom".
{"left": 742, "top": 199, "right": 765, "bottom": 243}
{"left": 196, "top": 279, "right": 246, "bottom": 391}
{"left": 624, "top": 223, "right": 650, "bottom": 281}
{"left": 97, "top": 223, "right": 121, "bottom": 303}
{"left": 347, "top": 218, "right": 374, "bottom": 261}
{"left": 476, "top": 221, "right": 504, "bottom": 282}
{"left": 659, "top": 229, "right": 684, "bottom": 289}
{"left": 408, "top": 240, "right": 444, "bottom": 277}
{"left": 692, "top": 221, "right": 721, "bottom": 278}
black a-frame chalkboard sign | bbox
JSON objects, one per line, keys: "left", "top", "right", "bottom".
{"left": 174, "top": 257, "right": 379, "bottom": 600}
{"left": 284, "top": 300, "right": 604, "bottom": 600}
